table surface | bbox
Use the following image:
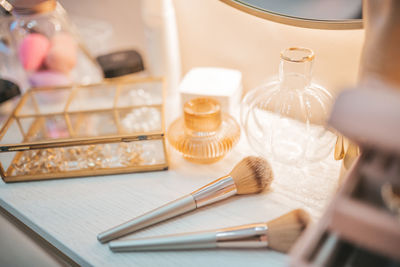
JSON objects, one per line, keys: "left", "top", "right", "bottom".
{"left": 0, "top": 143, "right": 340, "bottom": 266}
{"left": 0, "top": 96, "right": 341, "bottom": 267}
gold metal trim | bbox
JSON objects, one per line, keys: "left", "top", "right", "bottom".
{"left": 280, "top": 47, "right": 315, "bottom": 63}
{"left": 0, "top": 161, "right": 6, "bottom": 177}
{"left": 0, "top": 132, "right": 165, "bottom": 150}
{"left": 4, "top": 163, "right": 169, "bottom": 183}
{"left": 220, "top": 0, "right": 363, "bottom": 30}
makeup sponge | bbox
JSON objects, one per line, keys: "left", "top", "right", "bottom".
{"left": 29, "top": 70, "right": 71, "bottom": 87}
{"left": 45, "top": 32, "right": 77, "bottom": 73}
{"left": 18, "top": 33, "right": 50, "bottom": 71}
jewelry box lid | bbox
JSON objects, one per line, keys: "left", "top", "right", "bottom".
{"left": 0, "top": 77, "right": 165, "bottom": 151}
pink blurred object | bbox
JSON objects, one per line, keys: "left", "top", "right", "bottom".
{"left": 45, "top": 32, "right": 78, "bottom": 73}
{"left": 29, "top": 70, "right": 71, "bottom": 87}
{"left": 18, "top": 33, "right": 50, "bottom": 71}
{"left": 328, "top": 86, "right": 400, "bottom": 155}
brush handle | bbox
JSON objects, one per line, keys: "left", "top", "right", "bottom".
{"left": 109, "top": 223, "right": 269, "bottom": 252}
{"left": 109, "top": 231, "right": 218, "bottom": 252}
{"left": 97, "top": 194, "right": 196, "bottom": 243}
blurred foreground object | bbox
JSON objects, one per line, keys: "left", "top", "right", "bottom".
{"left": 290, "top": 86, "right": 400, "bottom": 266}
{"left": 290, "top": 1, "right": 400, "bottom": 265}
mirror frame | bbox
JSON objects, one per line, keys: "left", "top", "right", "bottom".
{"left": 220, "top": 0, "right": 363, "bottom": 30}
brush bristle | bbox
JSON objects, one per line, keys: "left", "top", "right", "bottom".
{"left": 267, "top": 209, "right": 310, "bottom": 253}
{"left": 229, "top": 156, "right": 273, "bottom": 194}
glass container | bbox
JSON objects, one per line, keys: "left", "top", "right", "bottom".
{"left": 241, "top": 47, "right": 336, "bottom": 166}
{"left": 7, "top": 0, "right": 102, "bottom": 87}
{"left": 0, "top": 77, "right": 168, "bottom": 182}
{"left": 0, "top": 13, "right": 28, "bottom": 90}
{"left": 168, "top": 97, "right": 240, "bottom": 164}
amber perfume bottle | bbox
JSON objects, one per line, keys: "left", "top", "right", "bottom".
{"left": 168, "top": 97, "right": 240, "bottom": 164}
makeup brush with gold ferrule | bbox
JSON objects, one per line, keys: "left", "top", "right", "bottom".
{"left": 98, "top": 156, "right": 274, "bottom": 243}
{"left": 109, "top": 209, "right": 310, "bottom": 252}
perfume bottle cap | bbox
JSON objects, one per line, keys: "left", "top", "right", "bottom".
{"left": 184, "top": 97, "right": 221, "bottom": 132}
{"left": 12, "top": 0, "right": 56, "bottom": 15}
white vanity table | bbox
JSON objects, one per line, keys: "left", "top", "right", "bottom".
{"left": 0, "top": 116, "right": 340, "bottom": 266}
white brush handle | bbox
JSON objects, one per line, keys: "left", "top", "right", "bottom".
{"left": 97, "top": 194, "right": 196, "bottom": 243}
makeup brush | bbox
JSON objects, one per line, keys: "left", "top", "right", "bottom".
{"left": 109, "top": 209, "right": 310, "bottom": 252}
{"left": 98, "top": 156, "right": 273, "bottom": 243}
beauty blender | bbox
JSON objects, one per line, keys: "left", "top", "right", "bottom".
{"left": 45, "top": 32, "right": 78, "bottom": 73}
{"left": 29, "top": 70, "right": 71, "bottom": 87}
{"left": 18, "top": 33, "right": 50, "bottom": 71}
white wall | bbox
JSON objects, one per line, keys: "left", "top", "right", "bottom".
{"left": 59, "top": 0, "right": 365, "bottom": 96}
{"left": 174, "top": 0, "right": 365, "bottom": 96}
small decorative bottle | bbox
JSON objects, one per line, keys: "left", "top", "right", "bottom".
{"left": 168, "top": 97, "right": 240, "bottom": 164}
{"left": 241, "top": 47, "right": 336, "bottom": 166}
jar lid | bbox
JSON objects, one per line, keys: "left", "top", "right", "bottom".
{"left": 96, "top": 50, "right": 144, "bottom": 78}
{"left": 12, "top": 0, "right": 56, "bottom": 15}
{"left": 184, "top": 97, "right": 221, "bottom": 132}
{"left": 0, "top": 79, "right": 21, "bottom": 104}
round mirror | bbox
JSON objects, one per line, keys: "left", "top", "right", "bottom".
{"left": 221, "top": 0, "right": 363, "bottom": 30}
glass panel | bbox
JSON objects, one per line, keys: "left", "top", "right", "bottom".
{"left": 26, "top": 115, "right": 71, "bottom": 141}
{"left": 0, "top": 118, "right": 24, "bottom": 145}
{"left": 33, "top": 89, "right": 70, "bottom": 114}
{"left": 117, "top": 82, "right": 162, "bottom": 107}
{"left": 16, "top": 93, "right": 38, "bottom": 116}
{"left": 0, "top": 151, "right": 16, "bottom": 175}
{"left": 69, "top": 111, "right": 117, "bottom": 137}
{"left": 139, "top": 139, "right": 166, "bottom": 165}
{"left": 17, "top": 89, "right": 70, "bottom": 116}
{"left": 118, "top": 107, "right": 162, "bottom": 133}
{"left": 19, "top": 117, "right": 35, "bottom": 137}
{"left": 68, "top": 85, "right": 116, "bottom": 111}
{"left": 5, "top": 139, "right": 166, "bottom": 177}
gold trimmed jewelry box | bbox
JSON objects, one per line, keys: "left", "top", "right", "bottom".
{"left": 0, "top": 77, "right": 168, "bottom": 182}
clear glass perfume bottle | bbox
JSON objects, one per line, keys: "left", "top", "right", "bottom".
{"left": 241, "top": 47, "right": 336, "bottom": 166}
{"left": 168, "top": 97, "right": 240, "bottom": 164}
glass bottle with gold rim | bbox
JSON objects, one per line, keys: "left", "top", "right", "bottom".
{"left": 241, "top": 47, "right": 336, "bottom": 166}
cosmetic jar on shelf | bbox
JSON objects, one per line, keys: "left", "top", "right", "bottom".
{"left": 7, "top": 0, "right": 103, "bottom": 87}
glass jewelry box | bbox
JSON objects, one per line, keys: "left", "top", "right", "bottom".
{"left": 0, "top": 77, "right": 168, "bottom": 182}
